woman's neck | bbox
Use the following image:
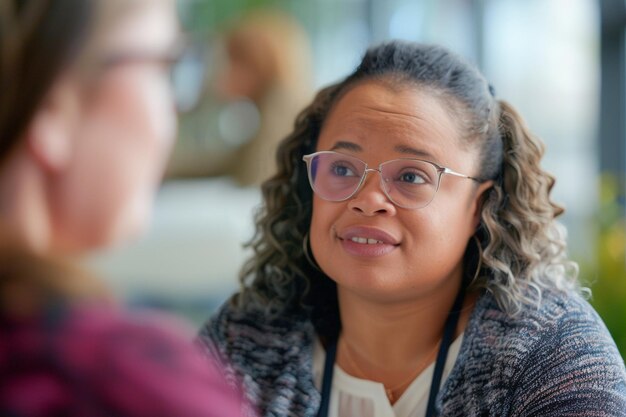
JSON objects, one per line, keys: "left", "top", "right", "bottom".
{"left": 335, "top": 282, "right": 478, "bottom": 403}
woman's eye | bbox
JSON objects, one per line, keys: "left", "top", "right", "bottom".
{"left": 399, "top": 171, "right": 427, "bottom": 184}
{"left": 331, "top": 164, "right": 356, "bottom": 177}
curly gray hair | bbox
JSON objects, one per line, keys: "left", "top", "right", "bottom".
{"left": 235, "top": 41, "right": 582, "bottom": 338}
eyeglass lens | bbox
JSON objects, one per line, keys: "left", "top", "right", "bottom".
{"left": 306, "top": 152, "right": 440, "bottom": 209}
{"left": 101, "top": 40, "right": 206, "bottom": 113}
{"left": 170, "top": 42, "right": 206, "bottom": 112}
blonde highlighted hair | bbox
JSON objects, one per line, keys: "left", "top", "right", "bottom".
{"left": 477, "top": 100, "right": 581, "bottom": 314}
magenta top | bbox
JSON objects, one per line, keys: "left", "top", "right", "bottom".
{"left": 0, "top": 302, "right": 245, "bottom": 417}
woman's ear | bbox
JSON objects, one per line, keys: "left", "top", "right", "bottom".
{"left": 472, "top": 180, "right": 494, "bottom": 229}
{"left": 25, "top": 78, "right": 81, "bottom": 173}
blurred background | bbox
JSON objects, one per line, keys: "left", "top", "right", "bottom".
{"left": 88, "top": 0, "right": 626, "bottom": 356}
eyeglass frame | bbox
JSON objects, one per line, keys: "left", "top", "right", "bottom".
{"left": 96, "top": 36, "right": 206, "bottom": 112}
{"left": 302, "top": 150, "right": 484, "bottom": 209}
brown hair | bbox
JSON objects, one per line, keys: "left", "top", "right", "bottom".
{"left": 0, "top": 0, "right": 153, "bottom": 307}
{"left": 0, "top": 1, "right": 94, "bottom": 163}
{"left": 0, "top": 0, "right": 163, "bottom": 165}
{"left": 0, "top": 231, "right": 111, "bottom": 317}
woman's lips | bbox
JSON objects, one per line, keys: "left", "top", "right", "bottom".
{"left": 337, "top": 226, "right": 400, "bottom": 257}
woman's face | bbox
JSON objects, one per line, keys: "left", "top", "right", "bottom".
{"left": 51, "top": 1, "right": 179, "bottom": 252}
{"left": 309, "top": 81, "right": 491, "bottom": 304}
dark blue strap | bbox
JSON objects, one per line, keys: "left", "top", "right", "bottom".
{"left": 316, "top": 339, "right": 337, "bottom": 417}
{"left": 425, "top": 285, "right": 466, "bottom": 417}
{"left": 316, "top": 286, "right": 466, "bottom": 417}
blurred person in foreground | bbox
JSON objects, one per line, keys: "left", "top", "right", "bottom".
{"left": 168, "top": 9, "right": 313, "bottom": 186}
{"left": 200, "top": 41, "right": 626, "bottom": 416}
{"left": 0, "top": 1, "right": 243, "bottom": 416}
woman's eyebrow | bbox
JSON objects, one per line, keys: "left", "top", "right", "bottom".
{"left": 394, "top": 144, "right": 435, "bottom": 160}
{"left": 329, "top": 141, "right": 362, "bottom": 152}
{"left": 328, "top": 142, "right": 438, "bottom": 161}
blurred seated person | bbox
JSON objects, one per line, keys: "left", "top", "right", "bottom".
{"left": 167, "top": 9, "right": 313, "bottom": 186}
{"left": 0, "top": 1, "right": 243, "bottom": 415}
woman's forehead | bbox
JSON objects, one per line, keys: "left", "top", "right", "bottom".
{"left": 326, "top": 82, "right": 459, "bottom": 133}
{"left": 319, "top": 83, "right": 461, "bottom": 147}
{"left": 102, "top": 2, "right": 178, "bottom": 52}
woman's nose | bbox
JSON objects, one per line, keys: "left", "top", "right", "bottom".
{"left": 347, "top": 171, "right": 397, "bottom": 216}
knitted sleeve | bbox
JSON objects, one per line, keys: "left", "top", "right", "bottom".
{"left": 509, "top": 305, "right": 626, "bottom": 416}
{"left": 197, "top": 300, "right": 247, "bottom": 392}
{"left": 198, "top": 301, "right": 321, "bottom": 417}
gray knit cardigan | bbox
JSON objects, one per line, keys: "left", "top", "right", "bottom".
{"left": 199, "top": 289, "right": 626, "bottom": 416}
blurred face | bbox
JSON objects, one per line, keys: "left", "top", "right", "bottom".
{"left": 309, "top": 81, "right": 491, "bottom": 304}
{"left": 51, "top": 1, "right": 179, "bottom": 252}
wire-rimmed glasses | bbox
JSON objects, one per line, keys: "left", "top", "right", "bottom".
{"left": 99, "top": 37, "right": 206, "bottom": 112}
{"left": 302, "top": 151, "right": 482, "bottom": 209}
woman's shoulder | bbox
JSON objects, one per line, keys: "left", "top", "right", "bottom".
{"left": 449, "top": 288, "right": 626, "bottom": 414}
{"left": 199, "top": 295, "right": 316, "bottom": 372}
{"left": 198, "top": 295, "right": 320, "bottom": 415}
{"left": 471, "top": 288, "right": 619, "bottom": 349}
{"left": 0, "top": 302, "right": 243, "bottom": 417}
{"left": 200, "top": 294, "right": 315, "bottom": 351}
{"left": 465, "top": 288, "right": 625, "bottom": 370}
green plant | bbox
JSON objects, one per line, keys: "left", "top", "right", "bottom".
{"left": 578, "top": 175, "right": 626, "bottom": 358}
{"left": 178, "top": 0, "right": 292, "bottom": 33}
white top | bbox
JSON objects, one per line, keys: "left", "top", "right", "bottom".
{"left": 312, "top": 335, "right": 463, "bottom": 417}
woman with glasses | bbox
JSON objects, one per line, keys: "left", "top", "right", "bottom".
{"left": 0, "top": 1, "right": 241, "bottom": 416}
{"left": 200, "top": 41, "right": 626, "bottom": 416}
